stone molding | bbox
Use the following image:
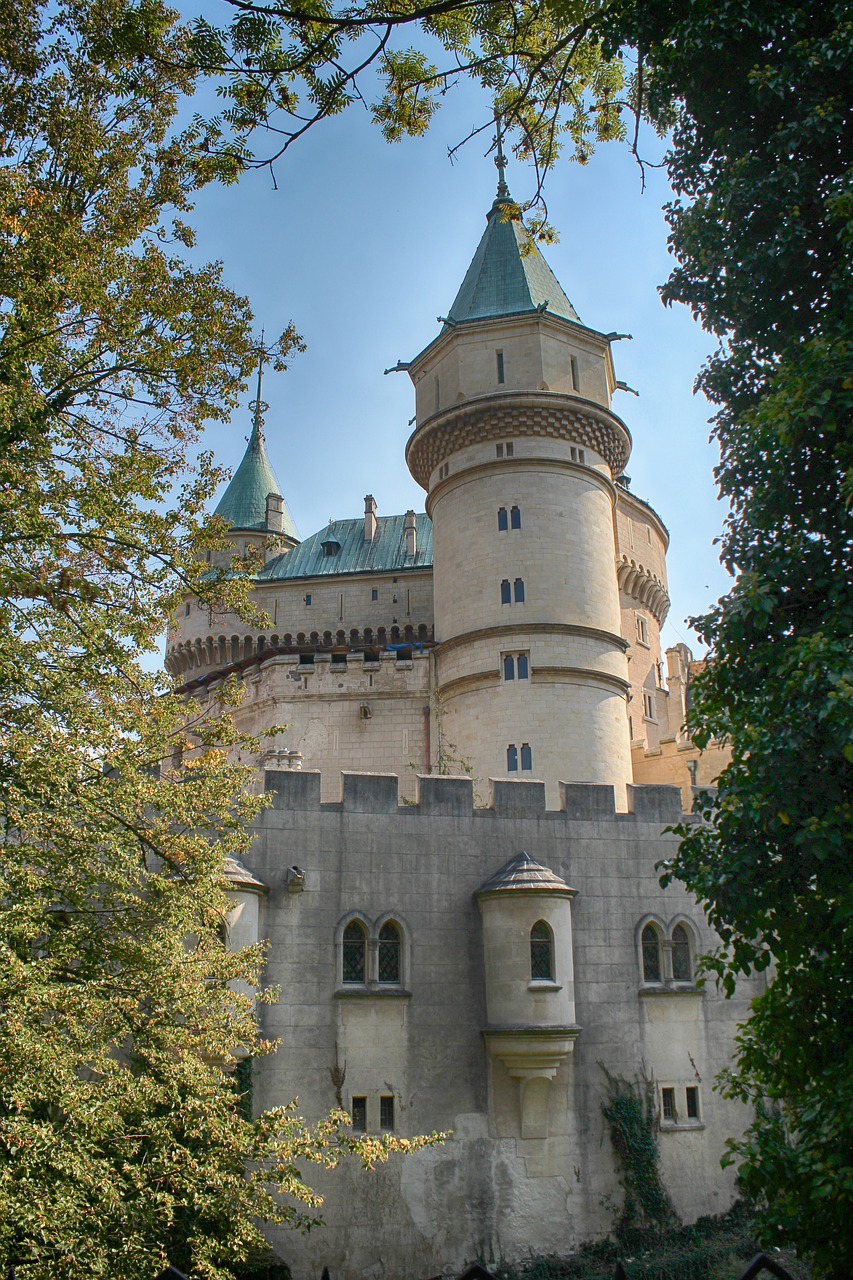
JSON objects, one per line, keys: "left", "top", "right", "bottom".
{"left": 433, "top": 621, "right": 629, "bottom": 657}
{"left": 406, "top": 392, "right": 632, "bottom": 486}
{"left": 617, "top": 555, "right": 671, "bottom": 624}
{"left": 438, "top": 664, "right": 630, "bottom": 701}
{"left": 425, "top": 454, "right": 615, "bottom": 518}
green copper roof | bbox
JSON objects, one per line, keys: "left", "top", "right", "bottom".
{"left": 259, "top": 513, "right": 432, "bottom": 581}
{"left": 445, "top": 198, "right": 581, "bottom": 328}
{"left": 214, "top": 423, "right": 299, "bottom": 538}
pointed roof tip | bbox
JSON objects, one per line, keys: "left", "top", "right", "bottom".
{"left": 214, "top": 412, "right": 299, "bottom": 540}
{"left": 476, "top": 851, "right": 576, "bottom": 897}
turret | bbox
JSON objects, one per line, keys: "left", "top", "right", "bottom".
{"left": 405, "top": 147, "right": 633, "bottom": 806}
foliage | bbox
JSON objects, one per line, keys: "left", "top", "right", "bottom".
{"left": 493, "top": 1202, "right": 810, "bottom": 1280}
{"left": 0, "top": 1, "right": 438, "bottom": 1276}
{"left": 600, "top": 1068, "right": 677, "bottom": 1237}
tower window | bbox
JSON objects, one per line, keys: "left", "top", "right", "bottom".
{"left": 506, "top": 442, "right": 514, "bottom": 457}
{"left": 185, "top": 602, "right": 191, "bottom": 617}
{"left": 570, "top": 355, "right": 580, "bottom": 391}
{"left": 507, "top": 744, "right": 518, "bottom": 772}
{"left": 304, "top": 593, "right": 312, "bottom": 606}
{"left": 434, "top": 377, "right": 440, "bottom": 412}
{"left": 641, "top": 924, "right": 662, "bottom": 983}
{"left": 351, "top": 1096, "right": 367, "bottom": 1132}
{"left": 643, "top": 691, "right": 655, "bottom": 720}
{"left": 380, "top": 1095, "right": 395, "bottom": 1130}
{"left": 510, "top": 505, "right": 521, "bottom": 529}
{"left": 496, "top": 443, "right": 504, "bottom": 458}
{"left": 500, "top": 579, "right": 511, "bottom": 605}
{"left": 371, "top": 588, "right": 378, "bottom": 601}
{"left": 342, "top": 920, "right": 367, "bottom": 984}
{"left": 672, "top": 924, "right": 693, "bottom": 982}
{"left": 636, "top": 614, "right": 650, "bottom": 645}
{"left": 517, "top": 653, "right": 529, "bottom": 679}
{"left": 530, "top": 920, "right": 554, "bottom": 981}
{"left": 496, "top": 350, "right": 505, "bottom": 383}
{"left": 378, "top": 921, "right": 401, "bottom": 984}
{"left": 514, "top": 578, "right": 525, "bottom": 604}
{"left": 520, "top": 742, "right": 532, "bottom": 771}
{"left": 498, "top": 506, "right": 508, "bottom": 531}
{"left": 502, "top": 652, "right": 529, "bottom": 681}
{"left": 503, "top": 654, "right": 515, "bottom": 681}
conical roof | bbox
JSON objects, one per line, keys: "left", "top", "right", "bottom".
{"left": 476, "top": 851, "right": 576, "bottom": 898}
{"left": 444, "top": 196, "right": 581, "bottom": 329}
{"left": 214, "top": 422, "right": 298, "bottom": 538}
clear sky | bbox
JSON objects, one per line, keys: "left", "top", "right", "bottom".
{"left": 185, "top": 75, "right": 732, "bottom": 656}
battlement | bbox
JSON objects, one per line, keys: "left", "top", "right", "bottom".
{"left": 263, "top": 769, "right": 684, "bottom": 823}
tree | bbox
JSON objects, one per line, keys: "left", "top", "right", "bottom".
{"left": 0, "top": 1, "right": 436, "bottom": 1275}
{"left": 191, "top": 0, "right": 853, "bottom": 1270}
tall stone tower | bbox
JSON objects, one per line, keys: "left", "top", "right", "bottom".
{"left": 405, "top": 161, "right": 634, "bottom": 805}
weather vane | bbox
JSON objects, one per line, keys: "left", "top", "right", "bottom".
{"left": 248, "top": 327, "right": 269, "bottom": 437}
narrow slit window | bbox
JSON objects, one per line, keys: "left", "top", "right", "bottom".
{"left": 501, "top": 579, "right": 512, "bottom": 605}
{"left": 305, "top": 593, "right": 312, "bottom": 606}
{"left": 507, "top": 744, "right": 518, "bottom": 772}
{"left": 514, "top": 578, "right": 525, "bottom": 604}
{"left": 342, "top": 920, "right": 367, "bottom": 984}
{"left": 672, "top": 924, "right": 692, "bottom": 982}
{"left": 371, "top": 588, "right": 378, "bottom": 601}
{"left": 351, "top": 1096, "right": 367, "bottom": 1132}
{"left": 641, "top": 924, "right": 662, "bottom": 983}
{"left": 685, "top": 1086, "right": 700, "bottom": 1120}
{"left": 530, "top": 920, "right": 554, "bottom": 980}
{"left": 378, "top": 922, "right": 401, "bottom": 984}
{"left": 503, "top": 654, "right": 515, "bottom": 681}
{"left": 380, "top": 1095, "right": 395, "bottom": 1130}
{"left": 498, "top": 506, "right": 508, "bottom": 531}
{"left": 434, "top": 377, "right": 440, "bottom": 412}
{"left": 510, "top": 505, "right": 521, "bottom": 529}
{"left": 496, "top": 350, "right": 505, "bottom": 383}
{"left": 570, "top": 355, "right": 580, "bottom": 391}
{"left": 520, "top": 742, "right": 532, "bottom": 771}
{"left": 643, "top": 691, "right": 655, "bottom": 720}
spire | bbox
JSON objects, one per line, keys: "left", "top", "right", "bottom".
{"left": 439, "top": 143, "right": 582, "bottom": 330}
{"left": 213, "top": 337, "right": 299, "bottom": 539}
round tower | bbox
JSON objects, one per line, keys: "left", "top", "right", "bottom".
{"left": 405, "top": 157, "right": 633, "bottom": 806}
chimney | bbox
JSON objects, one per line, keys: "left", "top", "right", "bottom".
{"left": 404, "top": 509, "right": 417, "bottom": 559}
{"left": 364, "top": 494, "right": 377, "bottom": 541}
{"left": 266, "top": 492, "right": 284, "bottom": 532}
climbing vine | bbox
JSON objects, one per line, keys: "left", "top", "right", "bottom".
{"left": 600, "top": 1067, "right": 677, "bottom": 1237}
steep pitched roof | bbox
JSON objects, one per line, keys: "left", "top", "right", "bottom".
{"left": 445, "top": 197, "right": 581, "bottom": 329}
{"left": 476, "top": 851, "right": 576, "bottom": 897}
{"left": 259, "top": 512, "right": 433, "bottom": 581}
{"left": 214, "top": 423, "right": 299, "bottom": 538}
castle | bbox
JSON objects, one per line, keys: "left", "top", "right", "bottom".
{"left": 166, "top": 161, "right": 749, "bottom": 1279}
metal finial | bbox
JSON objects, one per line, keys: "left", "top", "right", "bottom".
{"left": 494, "top": 117, "right": 509, "bottom": 199}
{"left": 249, "top": 329, "right": 269, "bottom": 439}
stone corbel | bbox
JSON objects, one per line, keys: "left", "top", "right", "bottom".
{"left": 482, "top": 1026, "right": 580, "bottom": 1138}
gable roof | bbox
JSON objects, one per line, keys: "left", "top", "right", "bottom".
{"left": 259, "top": 512, "right": 432, "bottom": 581}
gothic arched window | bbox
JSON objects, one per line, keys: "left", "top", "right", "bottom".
{"left": 641, "top": 924, "right": 663, "bottom": 983}
{"left": 378, "top": 922, "right": 401, "bottom": 984}
{"left": 530, "top": 920, "right": 554, "bottom": 981}
{"left": 514, "top": 578, "right": 525, "bottom": 603}
{"left": 501, "top": 579, "right": 512, "bottom": 605}
{"left": 510, "top": 505, "right": 521, "bottom": 529}
{"left": 342, "top": 920, "right": 367, "bottom": 984}
{"left": 498, "top": 507, "right": 508, "bottom": 531}
{"left": 507, "top": 744, "right": 518, "bottom": 772}
{"left": 672, "top": 924, "right": 693, "bottom": 982}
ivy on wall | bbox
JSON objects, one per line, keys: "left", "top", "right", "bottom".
{"left": 600, "top": 1068, "right": 677, "bottom": 1237}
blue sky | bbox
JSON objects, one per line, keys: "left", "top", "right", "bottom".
{"left": 186, "top": 79, "right": 731, "bottom": 655}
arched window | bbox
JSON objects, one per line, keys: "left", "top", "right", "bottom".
{"left": 378, "top": 922, "right": 401, "bottom": 984}
{"left": 501, "top": 579, "right": 511, "bottom": 605}
{"left": 510, "top": 505, "right": 521, "bottom": 529}
{"left": 517, "top": 653, "right": 529, "bottom": 680}
{"left": 342, "top": 920, "right": 367, "bottom": 984}
{"left": 520, "top": 742, "right": 532, "bottom": 771}
{"left": 503, "top": 654, "right": 515, "bottom": 681}
{"left": 672, "top": 924, "right": 692, "bottom": 982}
{"left": 498, "top": 507, "right": 508, "bottom": 531}
{"left": 530, "top": 920, "right": 554, "bottom": 980}
{"left": 641, "top": 924, "right": 662, "bottom": 983}
{"left": 514, "top": 578, "right": 525, "bottom": 603}
{"left": 507, "top": 744, "right": 518, "bottom": 772}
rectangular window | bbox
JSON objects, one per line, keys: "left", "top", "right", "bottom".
{"left": 305, "top": 593, "right": 312, "bottom": 605}
{"left": 185, "top": 602, "right": 191, "bottom": 617}
{"left": 434, "top": 377, "right": 440, "bottom": 412}
{"left": 205, "top": 549, "right": 211, "bottom": 563}
{"left": 496, "top": 350, "right": 505, "bottom": 383}
{"left": 643, "top": 691, "right": 655, "bottom": 720}
{"left": 380, "top": 1095, "right": 395, "bottom": 1130}
{"left": 636, "top": 614, "right": 649, "bottom": 645}
{"left": 686, "top": 1087, "right": 700, "bottom": 1120}
{"left": 661, "top": 1087, "right": 676, "bottom": 1123}
{"left": 506, "top": 442, "right": 514, "bottom": 457}
{"left": 496, "top": 443, "right": 504, "bottom": 458}
{"left": 570, "top": 355, "right": 580, "bottom": 391}
{"left": 351, "top": 1097, "right": 367, "bottom": 1132}
{"left": 371, "top": 588, "right": 378, "bottom": 601}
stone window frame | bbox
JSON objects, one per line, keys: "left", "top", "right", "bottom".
{"left": 502, "top": 651, "right": 530, "bottom": 682}
{"left": 636, "top": 915, "right": 698, "bottom": 991}
{"left": 529, "top": 919, "right": 555, "bottom": 983}
{"left": 335, "top": 910, "right": 412, "bottom": 996}
{"left": 658, "top": 1081, "right": 704, "bottom": 1131}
